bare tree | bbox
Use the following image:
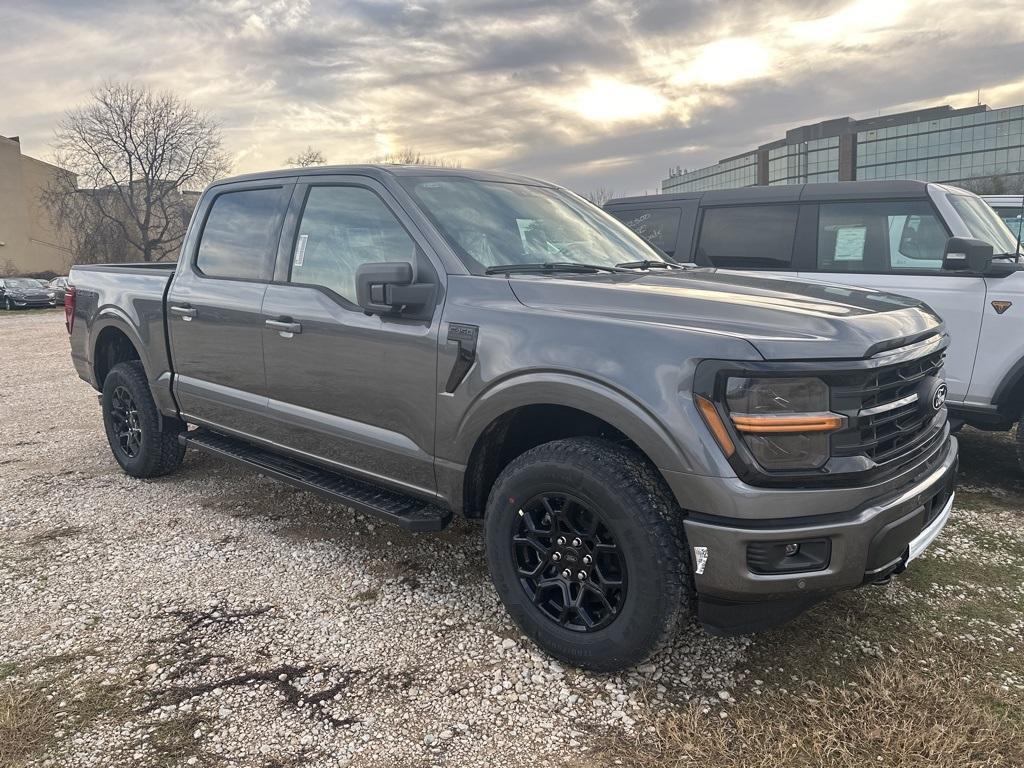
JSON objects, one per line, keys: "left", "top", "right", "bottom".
{"left": 957, "top": 173, "right": 1024, "bottom": 195}
{"left": 583, "top": 187, "right": 617, "bottom": 207}
{"left": 44, "top": 81, "right": 230, "bottom": 263}
{"left": 286, "top": 147, "right": 327, "bottom": 167}
{"left": 372, "top": 147, "right": 461, "bottom": 168}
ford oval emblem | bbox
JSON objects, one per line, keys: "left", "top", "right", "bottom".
{"left": 932, "top": 382, "right": 948, "bottom": 411}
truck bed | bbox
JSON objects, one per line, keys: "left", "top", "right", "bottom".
{"left": 68, "top": 262, "right": 178, "bottom": 399}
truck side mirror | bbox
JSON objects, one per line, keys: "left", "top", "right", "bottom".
{"left": 942, "top": 236, "right": 993, "bottom": 273}
{"left": 356, "top": 261, "right": 435, "bottom": 317}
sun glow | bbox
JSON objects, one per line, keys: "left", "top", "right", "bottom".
{"left": 674, "top": 38, "right": 773, "bottom": 87}
{"left": 572, "top": 78, "right": 667, "bottom": 123}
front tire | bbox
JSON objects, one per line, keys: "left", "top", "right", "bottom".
{"left": 484, "top": 437, "right": 690, "bottom": 672}
{"left": 101, "top": 361, "right": 185, "bottom": 478}
{"left": 4, "top": 297, "right": 12, "bottom": 311}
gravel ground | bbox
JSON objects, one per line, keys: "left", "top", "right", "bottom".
{"left": 1, "top": 311, "right": 749, "bottom": 767}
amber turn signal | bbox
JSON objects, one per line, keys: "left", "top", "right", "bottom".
{"left": 695, "top": 395, "right": 735, "bottom": 457}
{"left": 729, "top": 413, "right": 843, "bottom": 434}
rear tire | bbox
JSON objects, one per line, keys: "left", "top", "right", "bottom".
{"left": 101, "top": 361, "right": 185, "bottom": 478}
{"left": 484, "top": 437, "right": 690, "bottom": 672}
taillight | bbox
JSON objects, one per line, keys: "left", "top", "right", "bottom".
{"left": 64, "top": 285, "right": 76, "bottom": 334}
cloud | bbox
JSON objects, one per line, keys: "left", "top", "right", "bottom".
{"left": 4, "top": 0, "right": 1024, "bottom": 195}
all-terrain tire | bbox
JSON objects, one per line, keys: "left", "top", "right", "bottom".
{"left": 484, "top": 437, "right": 690, "bottom": 672}
{"left": 101, "top": 360, "right": 185, "bottom": 478}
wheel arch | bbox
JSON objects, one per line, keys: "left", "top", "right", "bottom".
{"left": 992, "top": 354, "right": 1024, "bottom": 418}
{"left": 452, "top": 373, "right": 692, "bottom": 518}
{"left": 92, "top": 316, "right": 147, "bottom": 389}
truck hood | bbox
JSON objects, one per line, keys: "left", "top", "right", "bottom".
{"left": 507, "top": 269, "right": 943, "bottom": 360}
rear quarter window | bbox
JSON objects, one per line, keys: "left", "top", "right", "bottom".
{"left": 696, "top": 205, "right": 798, "bottom": 269}
{"left": 608, "top": 207, "right": 682, "bottom": 256}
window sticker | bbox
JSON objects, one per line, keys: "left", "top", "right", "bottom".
{"left": 294, "top": 234, "right": 308, "bottom": 267}
{"left": 833, "top": 225, "right": 866, "bottom": 261}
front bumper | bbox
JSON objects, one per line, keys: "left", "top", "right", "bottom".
{"left": 6, "top": 296, "right": 56, "bottom": 307}
{"left": 683, "top": 435, "right": 958, "bottom": 634}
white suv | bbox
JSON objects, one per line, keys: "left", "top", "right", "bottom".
{"left": 984, "top": 194, "right": 1024, "bottom": 245}
{"left": 606, "top": 182, "right": 1024, "bottom": 467}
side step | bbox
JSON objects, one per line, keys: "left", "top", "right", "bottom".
{"left": 181, "top": 428, "right": 451, "bottom": 532}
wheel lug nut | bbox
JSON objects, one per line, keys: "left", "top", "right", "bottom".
{"left": 552, "top": 552, "right": 562, "bottom": 561}
{"left": 571, "top": 538, "right": 582, "bottom": 547}
{"left": 577, "top": 571, "right": 587, "bottom": 580}
{"left": 582, "top": 555, "right": 592, "bottom": 565}
{"left": 561, "top": 569, "right": 572, "bottom": 579}
{"left": 556, "top": 537, "right": 566, "bottom": 546}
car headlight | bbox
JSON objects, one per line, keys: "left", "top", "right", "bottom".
{"left": 709, "top": 376, "right": 843, "bottom": 471}
{"left": 47, "top": 291, "right": 55, "bottom": 298}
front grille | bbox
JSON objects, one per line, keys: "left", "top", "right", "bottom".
{"left": 832, "top": 347, "right": 946, "bottom": 466}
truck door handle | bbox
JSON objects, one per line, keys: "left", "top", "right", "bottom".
{"left": 266, "top": 318, "right": 302, "bottom": 335}
{"left": 170, "top": 304, "right": 197, "bottom": 320}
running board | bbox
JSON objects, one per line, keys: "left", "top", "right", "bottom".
{"left": 181, "top": 428, "right": 451, "bottom": 532}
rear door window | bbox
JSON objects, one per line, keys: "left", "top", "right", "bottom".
{"left": 816, "top": 201, "right": 946, "bottom": 273}
{"left": 608, "top": 207, "right": 682, "bottom": 256}
{"left": 195, "top": 187, "right": 289, "bottom": 280}
{"left": 696, "top": 205, "right": 798, "bottom": 269}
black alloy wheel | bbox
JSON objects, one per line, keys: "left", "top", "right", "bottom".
{"left": 512, "top": 492, "right": 627, "bottom": 632}
{"left": 109, "top": 385, "right": 143, "bottom": 458}
{"left": 101, "top": 360, "right": 185, "bottom": 478}
{"left": 485, "top": 437, "right": 690, "bottom": 671}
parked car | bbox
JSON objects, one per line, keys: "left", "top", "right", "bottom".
{"left": 67, "top": 166, "right": 957, "bottom": 671}
{"left": 606, "top": 181, "right": 1024, "bottom": 467}
{"left": 48, "top": 276, "right": 70, "bottom": 302}
{"left": 983, "top": 194, "right": 1024, "bottom": 243}
{"left": 0, "top": 277, "right": 57, "bottom": 310}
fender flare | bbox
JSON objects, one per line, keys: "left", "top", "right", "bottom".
{"left": 90, "top": 308, "right": 153, "bottom": 382}
{"left": 450, "top": 371, "right": 697, "bottom": 474}
{"left": 992, "top": 354, "right": 1024, "bottom": 412}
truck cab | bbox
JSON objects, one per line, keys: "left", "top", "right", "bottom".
{"left": 607, "top": 181, "right": 1024, "bottom": 464}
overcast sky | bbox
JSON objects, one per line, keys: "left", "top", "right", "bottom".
{"left": 4, "top": 0, "right": 1024, "bottom": 195}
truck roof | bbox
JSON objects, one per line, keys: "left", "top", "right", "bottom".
{"left": 607, "top": 180, "right": 963, "bottom": 207}
{"left": 210, "top": 164, "right": 554, "bottom": 189}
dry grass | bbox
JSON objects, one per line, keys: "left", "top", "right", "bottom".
{"left": 0, "top": 676, "right": 130, "bottom": 768}
{"left": 612, "top": 651, "right": 1023, "bottom": 768}
{"left": 0, "top": 682, "right": 54, "bottom": 768}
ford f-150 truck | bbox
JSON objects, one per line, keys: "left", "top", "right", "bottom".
{"left": 66, "top": 165, "right": 958, "bottom": 671}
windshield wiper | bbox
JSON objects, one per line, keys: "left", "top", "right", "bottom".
{"left": 484, "top": 262, "right": 626, "bottom": 275}
{"left": 616, "top": 260, "right": 682, "bottom": 270}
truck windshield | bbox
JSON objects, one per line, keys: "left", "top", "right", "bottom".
{"left": 947, "top": 193, "right": 1022, "bottom": 257}
{"left": 400, "top": 177, "right": 665, "bottom": 273}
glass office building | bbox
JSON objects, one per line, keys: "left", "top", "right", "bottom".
{"left": 767, "top": 136, "right": 840, "bottom": 185}
{"left": 856, "top": 105, "right": 1024, "bottom": 182}
{"left": 663, "top": 103, "right": 1024, "bottom": 193}
{"left": 663, "top": 151, "right": 758, "bottom": 192}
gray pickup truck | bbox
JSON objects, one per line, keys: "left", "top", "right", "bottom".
{"left": 66, "top": 165, "right": 958, "bottom": 671}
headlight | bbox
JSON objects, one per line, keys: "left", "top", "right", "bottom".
{"left": 723, "top": 376, "right": 842, "bottom": 470}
